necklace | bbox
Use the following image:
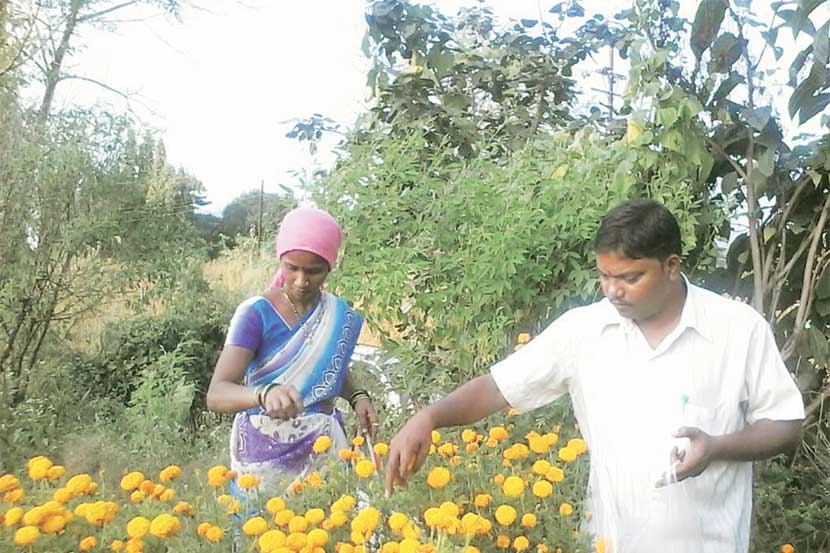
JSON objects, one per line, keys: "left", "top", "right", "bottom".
{"left": 282, "top": 288, "right": 302, "bottom": 321}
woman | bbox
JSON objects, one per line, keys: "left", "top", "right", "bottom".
{"left": 206, "top": 206, "right": 379, "bottom": 491}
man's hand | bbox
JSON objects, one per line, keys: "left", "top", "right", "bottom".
{"left": 672, "top": 426, "right": 718, "bottom": 482}
{"left": 384, "top": 410, "right": 434, "bottom": 497}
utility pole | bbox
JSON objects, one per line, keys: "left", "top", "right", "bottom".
{"left": 257, "top": 179, "right": 264, "bottom": 255}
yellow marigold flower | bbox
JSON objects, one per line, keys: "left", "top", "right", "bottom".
{"left": 288, "top": 515, "right": 309, "bottom": 533}
{"left": 159, "top": 488, "right": 176, "bottom": 502}
{"left": 400, "top": 538, "right": 420, "bottom": 553}
{"left": 388, "top": 512, "right": 408, "bottom": 532}
{"left": 422, "top": 507, "right": 444, "bottom": 529}
{"left": 505, "top": 443, "right": 530, "bottom": 460}
{"left": 543, "top": 432, "right": 559, "bottom": 446}
{"left": 528, "top": 436, "right": 550, "bottom": 454}
{"left": 306, "top": 470, "right": 324, "bottom": 488}
{"left": 373, "top": 442, "right": 389, "bottom": 456}
{"left": 41, "top": 514, "right": 67, "bottom": 534}
{"left": 47, "top": 465, "right": 66, "bottom": 480}
{"left": 80, "top": 536, "right": 98, "bottom": 550}
{"left": 197, "top": 522, "right": 212, "bottom": 536}
{"left": 159, "top": 465, "right": 182, "bottom": 482}
{"left": 125, "top": 537, "right": 144, "bottom": 553}
{"left": 238, "top": 473, "right": 261, "bottom": 490}
{"left": 474, "top": 493, "right": 492, "bottom": 508}
{"left": 330, "top": 511, "right": 348, "bottom": 527}
{"left": 426, "top": 466, "right": 451, "bottom": 489}
{"left": 461, "top": 429, "right": 478, "bottom": 443}
{"left": 532, "top": 460, "right": 551, "bottom": 475}
{"left": 338, "top": 448, "right": 354, "bottom": 461}
{"left": 27, "top": 456, "right": 53, "bottom": 480}
{"left": 467, "top": 547, "right": 481, "bottom": 553}
{"left": 352, "top": 435, "right": 365, "bottom": 447}
{"left": 289, "top": 481, "right": 304, "bottom": 494}
{"left": 558, "top": 447, "right": 577, "bottom": 463}
{"left": 497, "top": 535, "right": 511, "bottom": 548}
{"left": 485, "top": 437, "right": 499, "bottom": 448}
{"left": 780, "top": 545, "right": 795, "bottom": 553}
{"left": 507, "top": 408, "right": 520, "bottom": 417}
{"left": 205, "top": 525, "right": 224, "bottom": 543}
{"left": 521, "top": 513, "right": 537, "bottom": 528}
{"left": 313, "top": 435, "right": 333, "bottom": 454}
{"left": 533, "top": 480, "right": 553, "bottom": 498}
{"left": 355, "top": 459, "right": 375, "bottom": 478}
{"left": 495, "top": 505, "right": 517, "bottom": 526}
{"left": 305, "top": 508, "right": 325, "bottom": 525}
{"left": 382, "top": 542, "right": 400, "bottom": 553}
{"left": 120, "top": 472, "right": 145, "bottom": 492}
{"left": 173, "top": 501, "right": 193, "bottom": 516}
{"left": 493, "top": 474, "right": 506, "bottom": 485}
{"left": 595, "top": 538, "right": 606, "bottom": 553}
{"left": 149, "top": 513, "right": 180, "bottom": 538}
{"left": 4, "top": 506, "right": 24, "bottom": 526}
{"left": 274, "top": 509, "right": 295, "bottom": 527}
{"left": 308, "top": 528, "right": 329, "bottom": 547}
{"left": 559, "top": 503, "right": 573, "bottom": 516}
{"left": 258, "top": 529, "right": 286, "bottom": 551}
{"left": 0, "top": 474, "right": 20, "bottom": 493}
{"left": 85, "top": 481, "right": 99, "bottom": 495}
{"left": 466, "top": 442, "right": 479, "bottom": 453}
{"left": 14, "top": 525, "right": 40, "bottom": 545}
{"left": 546, "top": 466, "right": 565, "bottom": 482}
{"left": 139, "top": 480, "right": 155, "bottom": 495}
{"left": 430, "top": 430, "right": 441, "bottom": 444}
{"left": 111, "top": 539, "right": 125, "bottom": 551}
{"left": 267, "top": 497, "right": 287, "bottom": 514}
{"left": 207, "top": 465, "right": 229, "bottom": 487}
{"left": 502, "top": 475, "right": 525, "bottom": 498}
{"left": 513, "top": 536, "right": 530, "bottom": 551}
{"left": 4, "top": 488, "right": 24, "bottom": 502}
{"left": 129, "top": 490, "right": 145, "bottom": 503}
{"left": 127, "top": 516, "right": 151, "bottom": 539}
{"left": 567, "top": 438, "right": 588, "bottom": 455}
{"left": 226, "top": 498, "right": 242, "bottom": 515}
{"left": 338, "top": 543, "right": 356, "bottom": 553}
{"left": 287, "top": 531, "right": 308, "bottom": 549}
{"left": 23, "top": 506, "right": 46, "bottom": 526}
{"left": 244, "top": 516, "right": 269, "bottom": 536}
{"left": 517, "top": 332, "right": 532, "bottom": 344}
{"left": 437, "top": 443, "right": 457, "bottom": 457}
{"left": 440, "top": 501, "right": 460, "bottom": 518}
{"left": 537, "top": 545, "right": 549, "bottom": 553}
{"left": 53, "top": 487, "right": 73, "bottom": 503}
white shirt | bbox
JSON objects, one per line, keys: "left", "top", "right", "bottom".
{"left": 490, "top": 280, "right": 804, "bottom": 553}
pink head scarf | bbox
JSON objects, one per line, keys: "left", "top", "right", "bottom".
{"left": 268, "top": 206, "right": 342, "bottom": 290}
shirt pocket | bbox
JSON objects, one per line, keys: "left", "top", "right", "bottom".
{"left": 682, "top": 400, "right": 727, "bottom": 435}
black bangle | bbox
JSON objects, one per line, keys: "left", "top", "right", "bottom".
{"left": 349, "top": 390, "right": 370, "bottom": 408}
{"left": 258, "top": 383, "right": 279, "bottom": 408}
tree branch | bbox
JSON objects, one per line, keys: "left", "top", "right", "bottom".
{"left": 77, "top": 0, "right": 142, "bottom": 23}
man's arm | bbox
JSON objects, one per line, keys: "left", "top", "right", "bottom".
{"left": 384, "top": 374, "right": 508, "bottom": 496}
{"left": 672, "top": 418, "right": 802, "bottom": 482}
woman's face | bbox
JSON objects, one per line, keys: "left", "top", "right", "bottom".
{"left": 280, "top": 250, "right": 330, "bottom": 300}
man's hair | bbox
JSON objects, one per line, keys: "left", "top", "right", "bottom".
{"left": 594, "top": 199, "right": 682, "bottom": 260}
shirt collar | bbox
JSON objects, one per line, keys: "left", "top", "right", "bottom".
{"left": 598, "top": 274, "right": 714, "bottom": 343}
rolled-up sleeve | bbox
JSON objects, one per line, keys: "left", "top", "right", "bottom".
{"left": 743, "top": 317, "right": 805, "bottom": 424}
{"left": 490, "top": 310, "right": 578, "bottom": 413}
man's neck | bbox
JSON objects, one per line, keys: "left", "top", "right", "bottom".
{"left": 635, "top": 280, "right": 688, "bottom": 350}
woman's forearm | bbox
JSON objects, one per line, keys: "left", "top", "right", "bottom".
{"left": 206, "top": 381, "right": 259, "bottom": 413}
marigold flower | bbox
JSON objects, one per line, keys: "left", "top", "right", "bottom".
{"left": 495, "top": 505, "right": 517, "bottom": 526}
{"left": 125, "top": 537, "right": 144, "bottom": 553}
{"left": 374, "top": 442, "right": 389, "bottom": 456}
{"left": 47, "top": 465, "right": 66, "bottom": 480}
{"left": 545, "top": 467, "right": 565, "bottom": 483}
{"left": 382, "top": 541, "right": 400, "bottom": 553}
{"left": 332, "top": 495, "right": 356, "bottom": 512}
{"left": 355, "top": 459, "right": 375, "bottom": 478}
{"left": 528, "top": 436, "right": 550, "bottom": 454}
{"left": 290, "top": 481, "right": 304, "bottom": 494}
{"left": 466, "top": 442, "right": 480, "bottom": 453}
{"left": 559, "top": 503, "right": 574, "bottom": 516}
{"left": 474, "top": 493, "right": 492, "bottom": 508}
{"left": 521, "top": 513, "right": 537, "bottom": 528}
{"left": 129, "top": 490, "right": 145, "bottom": 503}
{"left": 330, "top": 511, "right": 349, "bottom": 527}
{"left": 595, "top": 538, "right": 606, "bottom": 553}
{"left": 497, "top": 534, "right": 511, "bottom": 548}
{"left": 149, "top": 513, "right": 180, "bottom": 538}
{"left": 352, "top": 435, "right": 365, "bottom": 447}
{"left": 461, "top": 429, "right": 478, "bottom": 443}
{"left": 120, "top": 472, "right": 145, "bottom": 492}
{"left": 0, "top": 474, "right": 20, "bottom": 493}
{"left": 431, "top": 430, "right": 441, "bottom": 444}
{"left": 493, "top": 474, "right": 506, "bottom": 485}
{"left": 338, "top": 449, "right": 355, "bottom": 461}
{"left": 53, "top": 487, "right": 73, "bottom": 503}
{"left": 781, "top": 545, "right": 795, "bottom": 553}
{"left": 127, "top": 516, "right": 151, "bottom": 539}
{"left": 274, "top": 509, "right": 295, "bottom": 527}
{"left": 400, "top": 538, "right": 420, "bottom": 553}
{"left": 288, "top": 515, "right": 309, "bottom": 533}
{"left": 537, "top": 545, "right": 549, "bottom": 553}
{"left": 312, "top": 435, "right": 333, "bottom": 454}
{"left": 258, "top": 529, "right": 286, "bottom": 551}
{"left": 197, "top": 522, "right": 212, "bottom": 537}
{"left": 388, "top": 512, "right": 408, "bottom": 532}
{"left": 238, "top": 473, "right": 261, "bottom": 490}
{"left": 14, "top": 525, "right": 40, "bottom": 545}
{"left": 338, "top": 543, "right": 356, "bottom": 553}
{"left": 533, "top": 480, "right": 553, "bottom": 498}
{"left": 305, "top": 508, "right": 325, "bottom": 525}
{"left": 41, "top": 514, "right": 67, "bottom": 534}
{"left": 287, "top": 531, "right": 308, "bottom": 549}
{"left": 80, "top": 536, "right": 98, "bottom": 550}
{"left": 517, "top": 333, "right": 532, "bottom": 344}
{"left": 426, "top": 466, "right": 451, "bottom": 489}
{"left": 207, "top": 465, "right": 229, "bottom": 487}
{"left": 507, "top": 408, "right": 520, "bottom": 417}
{"left": 159, "top": 488, "right": 176, "bottom": 502}
{"left": 27, "top": 456, "right": 53, "bottom": 480}
{"left": 543, "top": 432, "right": 559, "bottom": 446}
{"left": 308, "top": 528, "right": 329, "bottom": 547}
{"left": 532, "top": 460, "right": 551, "bottom": 475}
{"left": 4, "top": 506, "right": 23, "bottom": 526}
{"left": 567, "top": 438, "right": 588, "bottom": 455}
{"left": 111, "top": 539, "right": 125, "bottom": 551}
{"left": 23, "top": 506, "right": 46, "bottom": 526}
{"left": 266, "top": 497, "right": 287, "bottom": 514}
{"left": 159, "top": 465, "right": 182, "bottom": 482}
{"left": 173, "top": 501, "right": 193, "bottom": 516}
{"left": 205, "top": 525, "right": 224, "bottom": 543}
{"left": 502, "top": 475, "right": 525, "bottom": 498}
{"left": 513, "top": 536, "right": 530, "bottom": 551}
{"left": 558, "top": 447, "right": 577, "bottom": 463}
{"left": 4, "top": 488, "right": 24, "bottom": 502}
{"left": 243, "top": 516, "right": 269, "bottom": 536}
{"left": 467, "top": 547, "right": 481, "bottom": 553}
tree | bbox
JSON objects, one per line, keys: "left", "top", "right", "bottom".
{"left": 220, "top": 189, "right": 296, "bottom": 243}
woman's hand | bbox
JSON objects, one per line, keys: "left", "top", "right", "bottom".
{"left": 353, "top": 397, "right": 379, "bottom": 440}
{"left": 263, "top": 384, "right": 304, "bottom": 420}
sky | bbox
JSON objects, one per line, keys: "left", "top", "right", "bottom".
{"left": 53, "top": 0, "right": 822, "bottom": 215}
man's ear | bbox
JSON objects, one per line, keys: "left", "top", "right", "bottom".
{"left": 665, "top": 254, "right": 683, "bottom": 279}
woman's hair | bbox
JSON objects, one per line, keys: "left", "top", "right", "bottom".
{"left": 593, "top": 199, "right": 682, "bottom": 260}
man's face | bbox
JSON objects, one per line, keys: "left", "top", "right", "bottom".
{"left": 595, "top": 250, "right": 681, "bottom": 322}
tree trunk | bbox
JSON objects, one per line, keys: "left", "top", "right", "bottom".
{"left": 38, "top": 0, "right": 82, "bottom": 122}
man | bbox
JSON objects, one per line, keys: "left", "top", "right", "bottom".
{"left": 385, "top": 199, "right": 804, "bottom": 553}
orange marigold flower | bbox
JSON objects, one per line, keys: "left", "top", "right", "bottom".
{"left": 207, "top": 465, "right": 229, "bottom": 487}
{"left": 266, "top": 497, "right": 287, "bottom": 514}
{"left": 497, "top": 534, "right": 511, "bottom": 548}
{"left": 474, "top": 493, "right": 492, "bottom": 508}
{"left": 243, "top": 516, "right": 269, "bottom": 536}
{"left": 127, "top": 516, "right": 151, "bottom": 539}
{"left": 495, "top": 505, "right": 517, "bottom": 526}
{"left": 313, "top": 435, "right": 333, "bottom": 454}
{"left": 80, "top": 536, "right": 98, "bottom": 550}
{"left": 111, "top": 539, "right": 125, "bottom": 551}
{"left": 205, "top": 525, "right": 224, "bottom": 543}
{"left": 47, "top": 465, "right": 66, "bottom": 480}
{"left": 4, "top": 506, "right": 24, "bottom": 526}
{"left": 521, "top": 513, "right": 537, "bottom": 528}
{"left": 781, "top": 546, "right": 795, "bottom": 553}
{"left": 373, "top": 442, "right": 389, "bottom": 456}
{"left": 159, "top": 465, "right": 182, "bottom": 482}
{"left": 493, "top": 474, "right": 506, "bottom": 485}
{"left": 352, "top": 435, "right": 365, "bottom": 447}
{"left": 545, "top": 467, "right": 565, "bottom": 483}
{"left": 173, "top": 501, "right": 193, "bottom": 516}
{"left": 355, "top": 460, "right": 375, "bottom": 479}
{"left": 513, "top": 536, "right": 530, "bottom": 551}
{"left": 489, "top": 426, "right": 509, "bottom": 442}
{"left": 461, "top": 429, "right": 478, "bottom": 443}
{"left": 238, "top": 474, "right": 261, "bottom": 490}
{"left": 426, "top": 466, "right": 451, "bottom": 489}
{"left": 149, "top": 513, "right": 180, "bottom": 538}
{"left": 567, "top": 438, "right": 588, "bottom": 455}
{"left": 533, "top": 480, "right": 553, "bottom": 498}
{"left": 197, "top": 522, "right": 212, "bottom": 536}
{"left": 120, "top": 472, "right": 145, "bottom": 492}
{"left": 14, "top": 525, "right": 40, "bottom": 545}
{"left": 502, "top": 476, "right": 525, "bottom": 498}
{"left": 528, "top": 436, "right": 550, "bottom": 454}
{"left": 0, "top": 474, "right": 20, "bottom": 493}
{"left": 558, "top": 447, "right": 577, "bottom": 463}
{"left": 559, "top": 503, "right": 573, "bottom": 516}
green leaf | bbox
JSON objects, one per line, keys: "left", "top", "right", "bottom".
{"left": 691, "top": 0, "right": 728, "bottom": 59}
{"left": 815, "top": 19, "right": 830, "bottom": 64}
{"left": 721, "top": 171, "right": 738, "bottom": 194}
{"left": 789, "top": 45, "right": 813, "bottom": 86}
{"left": 789, "top": 63, "right": 825, "bottom": 119}
{"left": 798, "top": 0, "right": 826, "bottom": 18}
{"left": 743, "top": 106, "right": 772, "bottom": 130}
{"left": 799, "top": 92, "right": 830, "bottom": 124}
{"left": 709, "top": 32, "right": 745, "bottom": 73}
{"left": 757, "top": 146, "right": 776, "bottom": 177}
{"left": 779, "top": 9, "right": 817, "bottom": 38}
{"left": 658, "top": 107, "right": 679, "bottom": 127}
{"left": 710, "top": 72, "right": 744, "bottom": 105}
{"left": 817, "top": 267, "right": 830, "bottom": 299}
